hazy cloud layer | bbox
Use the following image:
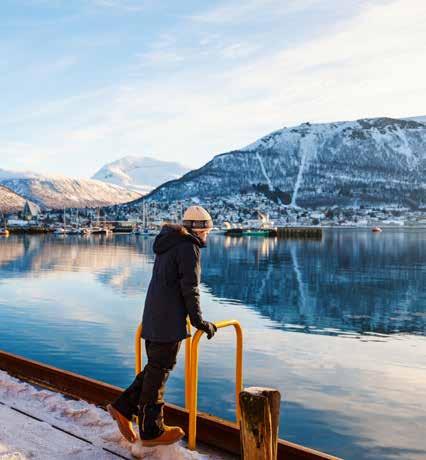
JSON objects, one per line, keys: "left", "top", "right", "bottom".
{"left": 1, "top": 0, "right": 425, "bottom": 177}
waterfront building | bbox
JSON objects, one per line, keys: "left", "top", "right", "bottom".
{"left": 22, "top": 201, "right": 40, "bottom": 221}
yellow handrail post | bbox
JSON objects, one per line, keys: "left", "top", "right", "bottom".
{"left": 185, "top": 319, "right": 192, "bottom": 409}
{"left": 188, "top": 320, "right": 243, "bottom": 450}
{"left": 135, "top": 323, "right": 143, "bottom": 375}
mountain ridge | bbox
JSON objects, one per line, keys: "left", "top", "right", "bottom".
{"left": 138, "top": 117, "right": 426, "bottom": 209}
{"left": 0, "top": 169, "right": 141, "bottom": 209}
{"left": 0, "top": 184, "right": 36, "bottom": 213}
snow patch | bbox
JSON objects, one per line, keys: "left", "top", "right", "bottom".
{"left": 92, "top": 156, "right": 189, "bottom": 194}
{"left": 0, "top": 370, "right": 220, "bottom": 460}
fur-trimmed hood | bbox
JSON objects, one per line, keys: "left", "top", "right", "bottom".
{"left": 152, "top": 224, "right": 204, "bottom": 255}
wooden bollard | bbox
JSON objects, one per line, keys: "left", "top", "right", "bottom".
{"left": 239, "top": 387, "right": 281, "bottom": 460}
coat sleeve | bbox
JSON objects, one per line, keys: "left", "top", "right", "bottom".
{"left": 176, "top": 242, "right": 204, "bottom": 328}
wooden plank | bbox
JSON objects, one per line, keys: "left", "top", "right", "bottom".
{"left": 0, "top": 349, "right": 340, "bottom": 460}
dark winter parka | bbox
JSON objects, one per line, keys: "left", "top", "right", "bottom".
{"left": 141, "top": 224, "right": 206, "bottom": 342}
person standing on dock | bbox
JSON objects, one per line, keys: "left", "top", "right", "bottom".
{"left": 108, "top": 206, "right": 217, "bottom": 446}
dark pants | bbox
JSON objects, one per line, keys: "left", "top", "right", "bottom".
{"left": 112, "top": 340, "right": 181, "bottom": 440}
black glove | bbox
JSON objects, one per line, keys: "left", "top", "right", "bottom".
{"left": 199, "top": 321, "right": 217, "bottom": 340}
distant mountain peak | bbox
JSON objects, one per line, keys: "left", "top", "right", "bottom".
{"left": 92, "top": 156, "right": 189, "bottom": 194}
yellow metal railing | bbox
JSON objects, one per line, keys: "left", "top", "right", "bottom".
{"left": 134, "top": 319, "right": 243, "bottom": 450}
{"left": 187, "top": 320, "right": 243, "bottom": 450}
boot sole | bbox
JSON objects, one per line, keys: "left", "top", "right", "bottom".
{"left": 107, "top": 404, "right": 137, "bottom": 443}
{"left": 141, "top": 432, "right": 185, "bottom": 447}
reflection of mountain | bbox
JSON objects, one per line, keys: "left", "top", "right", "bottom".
{"left": 0, "top": 235, "right": 155, "bottom": 296}
{"left": 1, "top": 232, "right": 425, "bottom": 336}
{"left": 202, "top": 232, "right": 426, "bottom": 336}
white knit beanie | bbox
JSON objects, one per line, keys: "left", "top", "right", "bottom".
{"left": 182, "top": 206, "right": 213, "bottom": 229}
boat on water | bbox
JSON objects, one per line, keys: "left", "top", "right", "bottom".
{"left": 90, "top": 208, "right": 111, "bottom": 235}
{"left": 66, "top": 210, "right": 91, "bottom": 235}
{"left": 0, "top": 209, "right": 10, "bottom": 236}
{"left": 54, "top": 226, "right": 92, "bottom": 236}
{"left": 133, "top": 201, "right": 157, "bottom": 236}
{"left": 90, "top": 226, "right": 110, "bottom": 235}
{"left": 81, "top": 227, "right": 92, "bottom": 236}
{"left": 66, "top": 227, "right": 83, "bottom": 235}
{"left": 54, "top": 208, "right": 68, "bottom": 235}
{"left": 243, "top": 228, "right": 273, "bottom": 237}
{"left": 133, "top": 225, "right": 157, "bottom": 236}
{"left": 225, "top": 213, "right": 278, "bottom": 237}
{"left": 53, "top": 215, "right": 92, "bottom": 235}
{"left": 372, "top": 226, "right": 383, "bottom": 233}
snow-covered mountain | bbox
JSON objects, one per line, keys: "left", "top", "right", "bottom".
{"left": 92, "top": 156, "right": 189, "bottom": 194}
{"left": 0, "top": 184, "right": 33, "bottom": 213}
{"left": 405, "top": 115, "right": 426, "bottom": 124}
{"left": 141, "top": 117, "right": 426, "bottom": 209}
{"left": 0, "top": 169, "right": 141, "bottom": 209}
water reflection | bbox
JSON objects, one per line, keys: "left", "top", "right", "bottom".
{"left": 203, "top": 230, "right": 426, "bottom": 336}
{"left": 1, "top": 231, "right": 425, "bottom": 336}
{"left": 0, "top": 231, "right": 425, "bottom": 459}
{"left": 0, "top": 234, "right": 154, "bottom": 296}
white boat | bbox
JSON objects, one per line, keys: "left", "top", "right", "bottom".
{"left": 90, "top": 208, "right": 111, "bottom": 235}
{"left": 54, "top": 208, "right": 67, "bottom": 235}
{"left": 91, "top": 226, "right": 110, "bottom": 235}
{"left": 134, "top": 202, "right": 157, "bottom": 236}
{"left": 0, "top": 209, "right": 9, "bottom": 237}
{"left": 67, "top": 227, "right": 82, "bottom": 235}
{"left": 133, "top": 225, "right": 157, "bottom": 236}
{"left": 67, "top": 210, "right": 88, "bottom": 235}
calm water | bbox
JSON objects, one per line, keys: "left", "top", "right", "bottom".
{"left": 0, "top": 230, "right": 425, "bottom": 459}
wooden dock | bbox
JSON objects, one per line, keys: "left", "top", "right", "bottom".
{"left": 9, "top": 226, "right": 51, "bottom": 234}
{"left": 0, "top": 349, "right": 340, "bottom": 460}
{"left": 277, "top": 227, "right": 323, "bottom": 239}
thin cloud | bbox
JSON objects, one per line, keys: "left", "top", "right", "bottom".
{"left": 2, "top": 0, "right": 425, "bottom": 177}
{"left": 87, "top": 0, "right": 148, "bottom": 12}
{"left": 190, "top": 0, "right": 336, "bottom": 24}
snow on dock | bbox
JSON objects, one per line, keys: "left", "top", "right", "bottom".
{"left": 0, "top": 370, "right": 225, "bottom": 460}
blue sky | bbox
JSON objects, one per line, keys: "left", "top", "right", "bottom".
{"left": 1, "top": 0, "right": 425, "bottom": 178}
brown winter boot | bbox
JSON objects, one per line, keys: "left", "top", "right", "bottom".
{"left": 107, "top": 404, "right": 137, "bottom": 443}
{"left": 141, "top": 425, "right": 185, "bottom": 447}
